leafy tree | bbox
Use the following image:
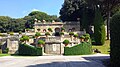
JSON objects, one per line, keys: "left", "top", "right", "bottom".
{"left": 60, "top": 0, "right": 94, "bottom": 32}
{"left": 60, "top": 0, "right": 84, "bottom": 21}
{"left": 25, "top": 11, "right": 60, "bottom": 29}
{"left": 0, "top": 16, "right": 26, "bottom": 32}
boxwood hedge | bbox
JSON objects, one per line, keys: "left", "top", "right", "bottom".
{"left": 110, "top": 12, "right": 120, "bottom": 67}
{"left": 64, "top": 42, "right": 92, "bottom": 55}
{"left": 18, "top": 44, "right": 42, "bottom": 56}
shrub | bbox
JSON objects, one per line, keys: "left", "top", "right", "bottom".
{"left": 48, "top": 28, "right": 53, "bottom": 32}
{"left": 94, "top": 8, "right": 106, "bottom": 45}
{"left": 19, "top": 31, "right": 22, "bottom": 34}
{"left": 18, "top": 44, "right": 42, "bottom": 56}
{"left": 38, "top": 40, "right": 45, "bottom": 45}
{"left": 110, "top": 12, "right": 120, "bottom": 67}
{"left": 20, "top": 35, "right": 29, "bottom": 43}
{"left": 35, "top": 32, "right": 41, "bottom": 37}
{"left": 9, "top": 32, "right": 14, "bottom": 35}
{"left": 22, "top": 35, "right": 29, "bottom": 41}
{"left": 69, "top": 32, "right": 74, "bottom": 36}
{"left": 60, "top": 32, "right": 64, "bottom": 35}
{"left": 64, "top": 42, "right": 92, "bottom": 55}
{"left": 45, "top": 32, "right": 50, "bottom": 36}
{"left": 61, "top": 27, "right": 65, "bottom": 31}
{"left": 74, "top": 34, "right": 78, "bottom": 37}
{"left": 26, "top": 28, "right": 29, "bottom": 31}
{"left": 80, "top": 35, "right": 85, "bottom": 39}
{"left": 83, "top": 33, "right": 90, "bottom": 37}
{"left": 63, "top": 40, "right": 70, "bottom": 46}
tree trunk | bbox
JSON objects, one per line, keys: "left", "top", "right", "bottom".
{"left": 106, "top": 11, "right": 111, "bottom": 40}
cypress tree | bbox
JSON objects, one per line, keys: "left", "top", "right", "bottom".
{"left": 94, "top": 8, "right": 106, "bottom": 45}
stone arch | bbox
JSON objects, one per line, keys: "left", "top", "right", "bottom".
{"left": 55, "top": 27, "right": 61, "bottom": 32}
{"left": 54, "top": 27, "right": 60, "bottom": 36}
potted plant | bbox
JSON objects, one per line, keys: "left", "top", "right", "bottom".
{"left": 69, "top": 32, "right": 74, "bottom": 37}
{"left": 80, "top": 35, "right": 85, "bottom": 42}
{"left": 35, "top": 32, "right": 41, "bottom": 38}
{"left": 9, "top": 32, "right": 14, "bottom": 36}
{"left": 26, "top": 28, "right": 29, "bottom": 32}
{"left": 45, "top": 32, "right": 50, "bottom": 37}
{"left": 20, "top": 35, "right": 29, "bottom": 44}
{"left": 38, "top": 40, "right": 45, "bottom": 47}
{"left": 84, "top": 36, "right": 90, "bottom": 42}
{"left": 61, "top": 27, "right": 65, "bottom": 32}
{"left": 48, "top": 28, "right": 53, "bottom": 32}
{"left": 60, "top": 32, "right": 64, "bottom": 37}
{"left": 74, "top": 34, "right": 78, "bottom": 38}
{"left": 63, "top": 39, "right": 70, "bottom": 46}
{"left": 19, "top": 31, "right": 22, "bottom": 35}
{"left": 74, "top": 34, "right": 78, "bottom": 40}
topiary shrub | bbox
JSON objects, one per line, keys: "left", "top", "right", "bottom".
{"left": 60, "top": 32, "right": 64, "bottom": 35}
{"left": 20, "top": 35, "right": 29, "bottom": 43}
{"left": 61, "top": 27, "right": 65, "bottom": 32}
{"left": 35, "top": 32, "right": 41, "bottom": 38}
{"left": 63, "top": 40, "right": 70, "bottom": 46}
{"left": 94, "top": 8, "right": 106, "bottom": 45}
{"left": 18, "top": 44, "right": 42, "bottom": 56}
{"left": 69, "top": 32, "right": 74, "bottom": 36}
{"left": 8, "top": 32, "right": 14, "bottom": 35}
{"left": 48, "top": 28, "right": 53, "bottom": 32}
{"left": 38, "top": 40, "right": 45, "bottom": 47}
{"left": 19, "top": 31, "right": 22, "bottom": 34}
{"left": 45, "top": 32, "right": 50, "bottom": 36}
{"left": 74, "top": 34, "right": 78, "bottom": 38}
{"left": 64, "top": 42, "right": 92, "bottom": 55}
{"left": 110, "top": 12, "right": 120, "bottom": 67}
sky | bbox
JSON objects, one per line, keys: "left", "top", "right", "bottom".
{"left": 0, "top": 0, "right": 64, "bottom": 18}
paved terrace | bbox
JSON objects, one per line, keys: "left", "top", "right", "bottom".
{"left": 0, "top": 54, "right": 110, "bottom": 67}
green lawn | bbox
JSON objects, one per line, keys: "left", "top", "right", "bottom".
{"left": 0, "top": 54, "right": 10, "bottom": 57}
{"left": 92, "top": 40, "right": 110, "bottom": 54}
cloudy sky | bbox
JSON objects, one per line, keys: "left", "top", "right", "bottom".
{"left": 0, "top": 0, "right": 64, "bottom": 18}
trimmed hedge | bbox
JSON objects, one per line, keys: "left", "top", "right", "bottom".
{"left": 18, "top": 44, "right": 42, "bottom": 56}
{"left": 64, "top": 42, "right": 92, "bottom": 55}
{"left": 110, "top": 12, "right": 120, "bottom": 67}
{"left": 94, "top": 8, "right": 106, "bottom": 45}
